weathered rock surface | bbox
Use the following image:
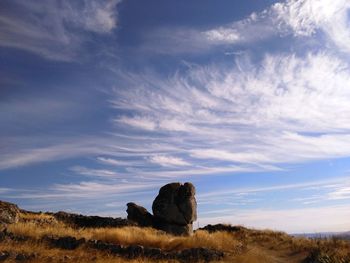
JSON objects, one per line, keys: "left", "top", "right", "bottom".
{"left": 0, "top": 200, "right": 20, "bottom": 225}
{"left": 126, "top": 202, "right": 153, "bottom": 227}
{"left": 53, "top": 211, "right": 133, "bottom": 228}
{"left": 126, "top": 182, "right": 197, "bottom": 236}
{"left": 152, "top": 182, "right": 197, "bottom": 235}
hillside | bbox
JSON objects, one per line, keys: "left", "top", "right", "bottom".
{"left": 1, "top": 201, "right": 350, "bottom": 262}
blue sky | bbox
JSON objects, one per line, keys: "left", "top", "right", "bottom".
{"left": 1, "top": 0, "right": 350, "bottom": 233}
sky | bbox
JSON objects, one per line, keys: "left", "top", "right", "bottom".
{"left": 1, "top": 0, "right": 350, "bottom": 234}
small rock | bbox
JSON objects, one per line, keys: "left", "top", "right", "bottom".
{"left": 177, "top": 247, "right": 224, "bottom": 262}
{"left": 0, "top": 251, "right": 10, "bottom": 261}
{"left": 144, "top": 247, "right": 162, "bottom": 259}
{"left": 0, "top": 200, "right": 20, "bottom": 225}
{"left": 51, "top": 236, "right": 85, "bottom": 250}
{"left": 125, "top": 245, "right": 144, "bottom": 259}
{"left": 15, "top": 253, "right": 35, "bottom": 261}
{"left": 126, "top": 202, "right": 153, "bottom": 227}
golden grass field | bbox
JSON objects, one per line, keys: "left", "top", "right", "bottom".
{"left": 1, "top": 212, "right": 350, "bottom": 262}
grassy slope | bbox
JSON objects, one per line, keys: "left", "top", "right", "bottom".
{"left": 1, "top": 212, "right": 350, "bottom": 262}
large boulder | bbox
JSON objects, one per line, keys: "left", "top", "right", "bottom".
{"left": 126, "top": 202, "right": 153, "bottom": 227}
{"left": 125, "top": 182, "right": 197, "bottom": 236}
{"left": 0, "top": 200, "right": 20, "bottom": 225}
{"left": 152, "top": 182, "right": 197, "bottom": 235}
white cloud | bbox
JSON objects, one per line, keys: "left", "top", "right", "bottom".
{"left": 327, "top": 185, "right": 350, "bottom": 200}
{"left": 204, "top": 28, "right": 240, "bottom": 44}
{"left": 111, "top": 51, "right": 350, "bottom": 170}
{"left": 272, "top": 0, "right": 350, "bottom": 52}
{"left": 70, "top": 166, "right": 118, "bottom": 178}
{"left": 191, "top": 149, "right": 271, "bottom": 164}
{"left": 148, "top": 155, "right": 190, "bottom": 167}
{"left": 0, "top": 139, "right": 104, "bottom": 170}
{"left": 0, "top": 0, "right": 120, "bottom": 60}
{"left": 96, "top": 156, "right": 137, "bottom": 166}
{"left": 143, "top": 0, "right": 350, "bottom": 55}
{"left": 116, "top": 116, "right": 157, "bottom": 131}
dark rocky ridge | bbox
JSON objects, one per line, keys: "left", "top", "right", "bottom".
{"left": 52, "top": 211, "right": 133, "bottom": 228}
{"left": 198, "top": 224, "right": 246, "bottom": 233}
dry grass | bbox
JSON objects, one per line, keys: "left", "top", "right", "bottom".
{"left": 0, "top": 240, "right": 174, "bottom": 263}
{"left": 7, "top": 221, "right": 241, "bottom": 252}
{"left": 2, "top": 213, "right": 350, "bottom": 262}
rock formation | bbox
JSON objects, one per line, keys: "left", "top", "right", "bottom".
{"left": 0, "top": 200, "right": 20, "bottom": 225}
{"left": 126, "top": 182, "right": 197, "bottom": 236}
{"left": 152, "top": 182, "right": 197, "bottom": 235}
{"left": 126, "top": 202, "right": 153, "bottom": 227}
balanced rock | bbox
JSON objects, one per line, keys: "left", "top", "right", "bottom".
{"left": 0, "top": 200, "right": 20, "bottom": 225}
{"left": 152, "top": 182, "right": 197, "bottom": 235}
{"left": 126, "top": 202, "right": 153, "bottom": 227}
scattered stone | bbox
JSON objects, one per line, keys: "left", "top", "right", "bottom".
{"left": 143, "top": 247, "right": 162, "bottom": 259}
{"left": 15, "top": 253, "right": 36, "bottom": 261}
{"left": 0, "top": 230, "right": 5, "bottom": 241}
{"left": 177, "top": 247, "right": 224, "bottom": 262}
{"left": 152, "top": 182, "right": 197, "bottom": 236}
{"left": 198, "top": 224, "right": 246, "bottom": 233}
{"left": 53, "top": 211, "right": 133, "bottom": 228}
{"left": 126, "top": 202, "right": 153, "bottom": 227}
{"left": 88, "top": 238, "right": 223, "bottom": 262}
{"left": 125, "top": 245, "right": 144, "bottom": 259}
{"left": 0, "top": 200, "right": 20, "bottom": 225}
{"left": 1, "top": 229, "right": 28, "bottom": 242}
{"left": 47, "top": 236, "right": 85, "bottom": 250}
{"left": 0, "top": 251, "right": 10, "bottom": 261}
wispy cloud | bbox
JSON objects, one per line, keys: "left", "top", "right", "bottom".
{"left": 0, "top": 0, "right": 120, "bottom": 60}
{"left": 148, "top": 155, "right": 190, "bottom": 167}
{"left": 70, "top": 166, "right": 119, "bottom": 178}
{"left": 110, "top": 51, "right": 350, "bottom": 174}
{"left": 142, "top": 0, "right": 350, "bottom": 55}
{"left": 0, "top": 137, "right": 105, "bottom": 170}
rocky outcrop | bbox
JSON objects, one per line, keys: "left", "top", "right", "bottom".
{"left": 152, "top": 182, "right": 197, "bottom": 236}
{"left": 126, "top": 182, "right": 197, "bottom": 236}
{"left": 126, "top": 202, "right": 153, "bottom": 227}
{"left": 198, "top": 224, "right": 246, "bottom": 233}
{"left": 0, "top": 200, "right": 20, "bottom": 225}
{"left": 53, "top": 211, "right": 133, "bottom": 228}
